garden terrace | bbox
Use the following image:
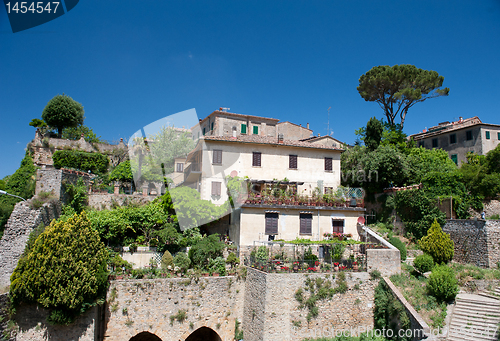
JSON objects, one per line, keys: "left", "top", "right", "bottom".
{"left": 244, "top": 237, "right": 388, "bottom": 274}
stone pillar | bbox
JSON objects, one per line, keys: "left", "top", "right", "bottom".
{"left": 153, "top": 182, "right": 163, "bottom": 196}
{"left": 114, "top": 181, "right": 120, "bottom": 195}
{"left": 142, "top": 183, "right": 149, "bottom": 197}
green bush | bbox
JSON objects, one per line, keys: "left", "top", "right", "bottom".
{"left": 413, "top": 254, "right": 434, "bottom": 273}
{"left": 10, "top": 212, "right": 108, "bottom": 324}
{"left": 189, "top": 234, "right": 225, "bottom": 270}
{"left": 109, "top": 160, "right": 133, "bottom": 182}
{"left": 226, "top": 252, "right": 240, "bottom": 268}
{"left": 161, "top": 250, "right": 174, "bottom": 269}
{"left": 419, "top": 219, "right": 454, "bottom": 264}
{"left": 427, "top": 265, "right": 458, "bottom": 302}
{"left": 208, "top": 256, "right": 227, "bottom": 276}
{"left": 388, "top": 236, "right": 407, "bottom": 261}
{"left": 173, "top": 252, "right": 191, "bottom": 272}
{"left": 52, "top": 150, "right": 109, "bottom": 174}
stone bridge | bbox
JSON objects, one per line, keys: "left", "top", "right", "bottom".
{"left": 104, "top": 276, "right": 245, "bottom": 341}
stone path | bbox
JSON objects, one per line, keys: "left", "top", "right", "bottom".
{"left": 446, "top": 287, "right": 500, "bottom": 341}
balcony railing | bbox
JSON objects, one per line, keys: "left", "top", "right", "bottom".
{"left": 184, "top": 163, "right": 201, "bottom": 182}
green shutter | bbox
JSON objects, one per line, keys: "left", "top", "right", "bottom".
{"left": 451, "top": 154, "right": 458, "bottom": 165}
{"left": 241, "top": 124, "right": 247, "bottom": 134}
{"left": 486, "top": 131, "right": 490, "bottom": 139}
{"left": 253, "top": 126, "right": 258, "bottom": 135}
{"left": 498, "top": 132, "right": 500, "bottom": 140}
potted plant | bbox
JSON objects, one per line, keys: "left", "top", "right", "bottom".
{"left": 353, "top": 261, "right": 359, "bottom": 271}
{"left": 333, "top": 262, "right": 340, "bottom": 272}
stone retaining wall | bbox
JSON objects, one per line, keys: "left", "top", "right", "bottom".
{"left": 0, "top": 201, "right": 61, "bottom": 289}
{"left": 366, "top": 249, "right": 401, "bottom": 277}
{"left": 35, "top": 169, "right": 91, "bottom": 203}
{"left": 443, "top": 219, "right": 500, "bottom": 268}
{"left": 243, "top": 267, "right": 376, "bottom": 341}
{"left": 88, "top": 193, "right": 154, "bottom": 210}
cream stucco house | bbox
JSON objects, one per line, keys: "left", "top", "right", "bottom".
{"left": 183, "top": 110, "right": 365, "bottom": 250}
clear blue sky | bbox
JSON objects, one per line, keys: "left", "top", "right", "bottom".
{"left": 1, "top": 1, "right": 500, "bottom": 178}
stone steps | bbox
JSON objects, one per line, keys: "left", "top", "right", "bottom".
{"left": 446, "top": 292, "right": 500, "bottom": 341}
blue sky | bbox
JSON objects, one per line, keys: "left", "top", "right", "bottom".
{"left": 1, "top": 1, "right": 500, "bottom": 178}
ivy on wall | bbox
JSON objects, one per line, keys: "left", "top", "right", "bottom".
{"left": 52, "top": 150, "right": 109, "bottom": 174}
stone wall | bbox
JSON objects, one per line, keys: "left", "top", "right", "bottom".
{"left": 366, "top": 249, "right": 401, "bottom": 277}
{"left": 443, "top": 219, "right": 500, "bottom": 268}
{"left": 35, "top": 169, "right": 91, "bottom": 203}
{"left": 0, "top": 201, "right": 61, "bottom": 289}
{"left": 88, "top": 193, "right": 154, "bottom": 210}
{"left": 14, "top": 304, "right": 101, "bottom": 341}
{"left": 243, "top": 268, "right": 376, "bottom": 341}
{"left": 103, "top": 277, "right": 245, "bottom": 341}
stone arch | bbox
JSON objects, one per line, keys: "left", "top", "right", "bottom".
{"left": 185, "top": 326, "right": 222, "bottom": 341}
{"left": 129, "top": 331, "right": 163, "bottom": 341}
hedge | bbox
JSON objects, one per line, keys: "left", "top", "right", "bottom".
{"left": 52, "top": 150, "right": 109, "bottom": 174}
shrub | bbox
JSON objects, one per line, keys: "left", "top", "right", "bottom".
{"left": 173, "top": 252, "right": 191, "bottom": 272}
{"left": 189, "top": 234, "right": 225, "bottom": 269}
{"left": 226, "top": 252, "right": 240, "bottom": 268}
{"left": 52, "top": 150, "right": 109, "bottom": 174}
{"left": 10, "top": 212, "right": 108, "bottom": 324}
{"left": 413, "top": 254, "right": 434, "bottom": 273}
{"left": 208, "top": 256, "right": 227, "bottom": 276}
{"left": 388, "top": 236, "right": 407, "bottom": 261}
{"left": 427, "top": 265, "right": 458, "bottom": 302}
{"left": 419, "top": 219, "right": 454, "bottom": 264}
{"left": 161, "top": 250, "right": 174, "bottom": 269}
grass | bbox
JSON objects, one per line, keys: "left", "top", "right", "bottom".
{"left": 390, "top": 264, "right": 447, "bottom": 329}
{"left": 450, "top": 263, "right": 500, "bottom": 285}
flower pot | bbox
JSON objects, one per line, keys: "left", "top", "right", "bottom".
{"left": 353, "top": 264, "right": 359, "bottom": 271}
{"left": 212, "top": 273, "right": 220, "bottom": 277}
{"left": 116, "top": 275, "right": 123, "bottom": 280}
{"left": 334, "top": 266, "right": 339, "bottom": 272}
{"left": 202, "top": 273, "right": 209, "bottom": 277}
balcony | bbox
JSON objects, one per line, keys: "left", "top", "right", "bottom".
{"left": 184, "top": 163, "right": 201, "bottom": 182}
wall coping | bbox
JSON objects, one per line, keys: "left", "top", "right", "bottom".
{"left": 362, "top": 225, "right": 396, "bottom": 250}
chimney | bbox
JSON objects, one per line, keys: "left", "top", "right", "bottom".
{"left": 199, "top": 119, "right": 202, "bottom": 123}
{"left": 307, "top": 123, "right": 309, "bottom": 129}
{"left": 278, "top": 133, "right": 284, "bottom": 144}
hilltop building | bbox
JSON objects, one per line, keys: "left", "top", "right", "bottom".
{"left": 409, "top": 116, "right": 500, "bottom": 165}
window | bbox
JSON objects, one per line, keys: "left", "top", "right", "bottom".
{"left": 432, "top": 138, "right": 438, "bottom": 148}
{"left": 466, "top": 130, "right": 473, "bottom": 141}
{"left": 203, "top": 128, "right": 206, "bottom": 136}
{"left": 211, "top": 122, "right": 214, "bottom": 132}
{"left": 324, "top": 187, "right": 333, "bottom": 194}
{"left": 252, "top": 152, "right": 261, "bottom": 167}
{"left": 211, "top": 181, "right": 221, "bottom": 196}
{"left": 289, "top": 155, "right": 298, "bottom": 169}
{"left": 498, "top": 132, "right": 500, "bottom": 140}
{"left": 265, "top": 213, "right": 279, "bottom": 235}
{"left": 450, "top": 134, "right": 456, "bottom": 144}
{"left": 332, "top": 220, "right": 344, "bottom": 234}
{"left": 213, "top": 150, "right": 222, "bottom": 164}
{"left": 253, "top": 126, "right": 259, "bottom": 135}
{"left": 300, "top": 214, "right": 313, "bottom": 235}
{"left": 418, "top": 141, "right": 425, "bottom": 148}
{"left": 324, "top": 157, "right": 333, "bottom": 171}
{"left": 451, "top": 154, "right": 458, "bottom": 165}
{"left": 241, "top": 124, "right": 247, "bottom": 134}
{"left": 486, "top": 131, "right": 490, "bottom": 139}
{"left": 176, "top": 163, "right": 184, "bottom": 172}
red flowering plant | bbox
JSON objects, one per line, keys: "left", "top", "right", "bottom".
{"left": 314, "top": 261, "right": 320, "bottom": 266}
{"left": 307, "top": 267, "right": 316, "bottom": 272}
{"left": 333, "top": 262, "right": 339, "bottom": 267}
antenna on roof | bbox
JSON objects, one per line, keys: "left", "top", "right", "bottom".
{"left": 326, "top": 106, "right": 333, "bottom": 136}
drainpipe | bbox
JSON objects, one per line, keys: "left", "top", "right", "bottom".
{"left": 317, "top": 209, "right": 320, "bottom": 241}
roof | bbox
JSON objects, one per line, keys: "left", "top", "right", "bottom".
{"left": 410, "top": 116, "right": 500, "bottom": 140}
{"left": 201, "top": 134, "right": 344, "bottom": 151}
{"left": 277, "top": 121, "right": 313, "bottom": 132}
{"left": 194, "top": 110, "right": 280, "bottom": 129}
{"left": 300, "top": 135, "right": 344, "bottom": 145}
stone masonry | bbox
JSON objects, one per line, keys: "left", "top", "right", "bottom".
{"left": 0, "top": 201, "right": 61, "bottom": 289}
{"left": 243, "top": 268, "right": 377, "bottom": 341}
{"left": 443, "top": 219, "right": 500, "bottom": 268}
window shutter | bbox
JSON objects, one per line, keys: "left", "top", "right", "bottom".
{"left": 325, "top": 157, "right": 332, "bottom": 171}
{"left": 241, "top": 124, "right": 247, "bottom": 134}
{"left": 486, "top": 131, "right": 490, "bottom": 139}
{"left": 253, "top": 152, "right": 261, "bottom": 167}
{"left": 289, "top": 155, "right": 297, "bottom": 169}
{"left": 332, "top": 220, "right": 344, "bottom": 234}
{"left": 253, "top": 126, "right": 259, "bottom": 135}
{"left": 212, "top": 181, "right": 221, "bottom": 196}
{"left": 300, "top": 214, "right": 312, "bottom": 234}
{"left": 265, "top": 213, "right": 279, "bottom": 235}
{"left": 213, "top": 150, "right": 222, "bottom": 164}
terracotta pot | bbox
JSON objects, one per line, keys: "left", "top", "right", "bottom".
{"left": 202, "top": 273, "right": 209, "bottom": 277}
{"left": 212, "top": 273, "right": 220, "bottom": 277}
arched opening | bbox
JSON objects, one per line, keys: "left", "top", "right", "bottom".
{"left": 185, "top": 327, "right": 222, "bottom": 341}
{"left": 129, "top": 331, "right": 163, "bottom": 341}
